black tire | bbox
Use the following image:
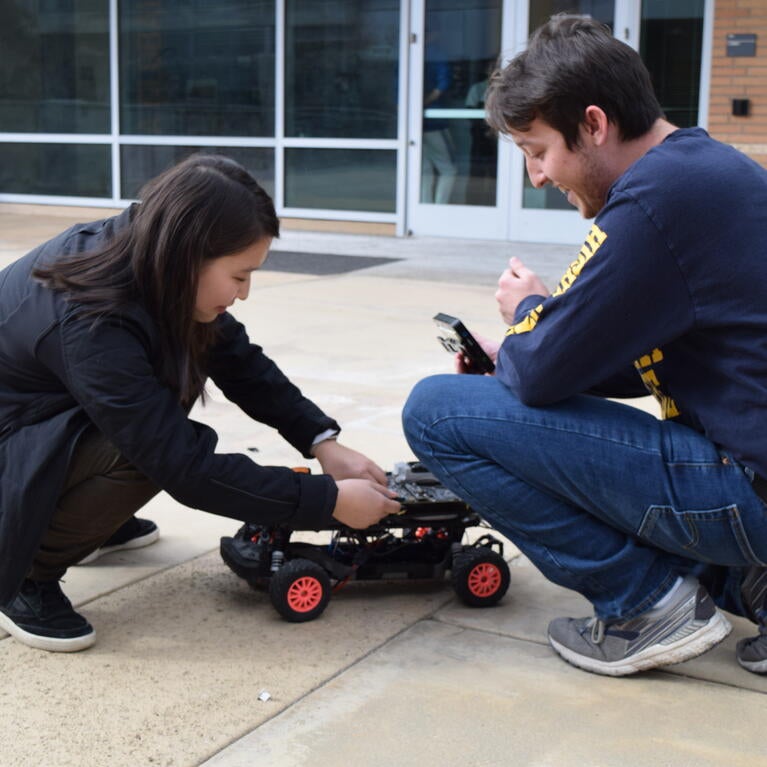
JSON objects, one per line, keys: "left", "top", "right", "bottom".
{"left": 451, "top": 547, "right": 510, "bottom": 607}
{"left": 269, "top": 558, "right": 332, "bottom": 622}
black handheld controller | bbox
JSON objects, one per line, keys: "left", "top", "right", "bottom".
{"left": 433, "top": 312, "right": 495, "bottom": 375}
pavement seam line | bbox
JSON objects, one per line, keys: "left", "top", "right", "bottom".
{"left": 430, "top": 614, "right": 767, "bottom": 695}
{"left": 199, "top": 597, "right": 457, "bottom": 763}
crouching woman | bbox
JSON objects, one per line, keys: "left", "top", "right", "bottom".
{"left": 0, "top": 154, "right": 399, "bottom": 652}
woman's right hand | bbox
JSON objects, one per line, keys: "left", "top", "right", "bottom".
{"left": 332, "top": 479, "right": 401, "bottom": 529}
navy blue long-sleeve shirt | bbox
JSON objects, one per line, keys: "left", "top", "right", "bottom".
{"left": 496, "top": 128, "right": 767, "bottom": 477}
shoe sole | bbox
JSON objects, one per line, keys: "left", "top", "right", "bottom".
{"left": 548, "top": 610, "right": 732, "bottom": 677}
{"left": 0, "top": 611, "right": 96, "bottom": 653}
{"left": 77, "top": 526, "right": 160, "bottom": 565}
{"left": 737, "top": 656, "right": 767, "bottom": 674}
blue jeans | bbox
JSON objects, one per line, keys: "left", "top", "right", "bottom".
{"left": 403, "top": 375, "right": 767, "bottom": 622}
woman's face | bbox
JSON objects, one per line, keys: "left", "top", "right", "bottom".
{"left": 194, "top": 237, "right": 271, "bottom": 323}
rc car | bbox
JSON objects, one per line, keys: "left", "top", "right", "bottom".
{"left": 220, "top": 461, "right": 511, "bottom": 622}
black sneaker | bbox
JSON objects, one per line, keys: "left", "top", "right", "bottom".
{"left": 77, "top": 517, "right": 159, "bottom": 565}
{"left": 0, "top": 579, "right": 95, "bottom": 652}
{"left": 547, "top": 577, "right": 732, "bottom": 676}
{"left": 736, "top": 567, "right": 767, "bottom": 674}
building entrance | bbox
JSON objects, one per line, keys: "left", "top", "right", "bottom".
{"left": 406, "top": 0, "right": 708, "bottom": 244}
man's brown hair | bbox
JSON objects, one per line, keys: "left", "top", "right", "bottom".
{"left": 486, "top": 15, "right": 663, "bottom": 148}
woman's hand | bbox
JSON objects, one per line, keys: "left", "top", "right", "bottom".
{"left": 311, "top": 440, "right": 387, "bottom": 484}
{"left": 315, "top": 442, "right": 400, "bottom": 529}
{"left": 332, "top": 479, "right": 401, "bottom": 529}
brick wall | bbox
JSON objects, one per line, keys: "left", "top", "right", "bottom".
{"left": 708, "top": 0, "right": 767, "bottom": 167}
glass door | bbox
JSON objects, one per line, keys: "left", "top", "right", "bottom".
{"left": 639, "top": 0, "right": 706, "bottom": 129}
{"left": 407, "top": 0, "right": 708, "bottom": 243}
{"left": 406, "top": 0, "right": 510, "bottom": 239}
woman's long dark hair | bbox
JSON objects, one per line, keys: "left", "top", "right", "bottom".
{"left": 34, "top": 154, "right": 279, "bottom": 406}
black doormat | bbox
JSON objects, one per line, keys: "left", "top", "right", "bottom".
{"left": 263, "top": 250, "right": 401, "bottom": 275}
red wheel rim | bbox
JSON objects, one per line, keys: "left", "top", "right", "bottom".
{"left": 286, "top": 576, "right": 324, "bottom": 612}
{"left": 467, "top": 562, "right": 502, "bottom": 597}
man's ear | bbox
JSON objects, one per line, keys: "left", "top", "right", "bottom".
{"left": 582, "top": 105, "right": 609, "bottom": 146}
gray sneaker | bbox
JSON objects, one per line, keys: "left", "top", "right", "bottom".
{"left": 547, "top": 577, "right": 732, "bottom": 676}
{"left": 736, "top": 627, "right": 767, "bottom": 673}
{"left": 736, "top": 567, "right": 767, "bottom": 674}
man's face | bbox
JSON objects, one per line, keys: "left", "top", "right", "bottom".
{"left": 510, "top": 118, "right": 614, "bottom": 219}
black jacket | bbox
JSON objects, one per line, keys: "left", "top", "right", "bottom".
{"left": 0, "top": 209, "right": 339, "bottom": 604}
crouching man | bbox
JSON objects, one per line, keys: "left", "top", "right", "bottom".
{"left": 403, "top": 16, "right": 767, "bottom": 676}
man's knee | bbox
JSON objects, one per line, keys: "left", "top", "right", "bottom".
{"left": 402, "top": 375, "right": 453, "bottom": 441}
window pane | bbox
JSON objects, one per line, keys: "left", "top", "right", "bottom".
{"left": 284, "top": 149, "right": 396, "bottom": 212}
{"left": 120, "top": 145, "right": 274, "bottom": 199}
{"left": 120, "top": 1, "right": 275, "bottom": 136}
{"left": 285, "top": 1, "right": 399, "bottom": 139}
{"left": 0, "top": 1, "right": 109, "bottom": 133}
{"left": 0, "top": 143, "right": 110, "bottom": 197}
{"left": 640, "top": 0, "right": 704, "bottom": 128}
{"left": 528, "top": 1, "right": 614, "bottom": 33}
{"left": 421, "top": 0, "right": 501, "bottom": 206}
{"left": 421, "top": 120, "right": 497, "bottom": 206}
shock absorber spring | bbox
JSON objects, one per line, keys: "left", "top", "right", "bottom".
{"left": 270, "top": 549, "right": 285, "bottom": 573}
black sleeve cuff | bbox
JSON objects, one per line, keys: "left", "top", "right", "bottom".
{"left": 290, "top": 472, "right": 338, "bottom": 530}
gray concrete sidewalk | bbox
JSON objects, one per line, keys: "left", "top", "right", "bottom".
{"left": 0, "top": 204, "right": 765, "bottom": 767}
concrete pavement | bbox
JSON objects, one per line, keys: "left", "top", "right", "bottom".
{"left": 0, "top": 204, "right": 765, "bottom": 767}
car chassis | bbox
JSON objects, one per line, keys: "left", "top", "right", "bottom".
{"left": 220, "top": 462, "right": 511, "bottom": 622}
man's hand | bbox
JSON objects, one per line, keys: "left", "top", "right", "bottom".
{"left": 332, "top": 479, "right": 401, "bottom": 529}
{"left": 455, "top": 332, "right": 500, "bottom": 375}
{"left": 311, "top": 440, "right": 387, "bottom": 485}
{"left": 495, "top": 257, "right": 549, "bottom": 325}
